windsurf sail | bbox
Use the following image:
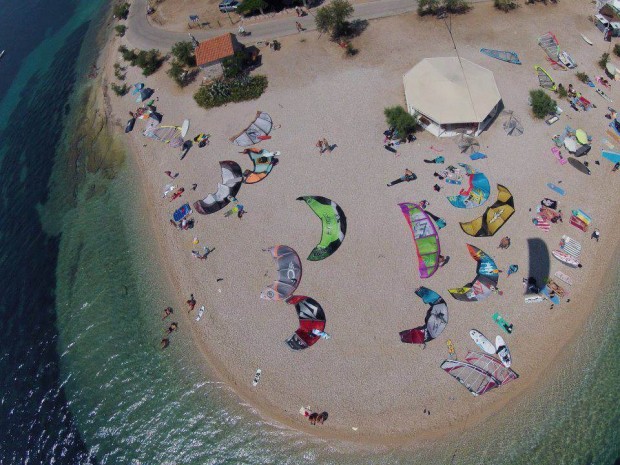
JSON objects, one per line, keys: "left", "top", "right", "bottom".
{"left": 460, "top": 185, "right": 515, "bottom": 237}
{"left": 399, "top": 287, "right": 448, "bottom": 345}
{"left": 193, "top": 161, "right": 243, "bottom": 214}
{"left": 285, "top": 296, "right": 326, "bottom": 351}
{"left": 242, "top": 148, "right": 279, "bottom": 184}
{"left": 446, "top": 163, "right": 490, "bottom": 209}
{"left": 464, "top": 351, "right": 519, "bottom": 385}
{"left": 440, "top": 359, "right": 500, "bottom": 396}
{"left": 535, "top": 65, "right": 557, "bottom": 91}
{"left": 449, "top": 244, "right": 499, "bottom": 302}
{"left": 231, "top": 111, "right": 273, "bottom": 146}
{"left": 297, "top": 196, "right": 347, "bottom": 261}
{"left": 538, "top": 32, "right": 563, "bottom": 66}
{"left": 480, "top": 48, "right": 521, "bottom": 65}
{"left": 143, "top": 124, "right": 184, "bottom": 147}
{"left": 398, "top": 203, "right": 441, "bottom": 279}
{"left": 261, "top": 245, "right": 302, "bottom": 301}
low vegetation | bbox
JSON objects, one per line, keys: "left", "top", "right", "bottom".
{"left": 418, "top": 0, "right": 471, "bottom": 15}
{"left": 113, "top": 63, "right": 126, "bottom": 80}
{"left": 529, "top": 89, "right": 557, "bottom": 119}
{"left": 171, "top": 41, "right": 196, "bottom": 67}
{"left": 194, "top": 75, "right": 268, "bottom": 109}
{"left": 384, "top": 106, "right": 418, "bottom": 138}
{"left": 575, "top": 71, "right": 589, "bottom": 83}
{"left": 118, "top": 46, "right": 164, "bottom": 76}
{"left": 111, "top": 83, "right": 129, "bottom": 96}
{"left": 556, "top": 83, "right": 567, "bottom": 99}
{"left": 167, "top": 61, "right": 190, "bottom": 87}
{"left": 222, "top": 51, "right": 253, "bottom": 79}
{"left": 315, "top": 0, "right": 354, "bottom": 41}
{"left": 114, "top": 25, "right": 127, "bottom": 37}
{"left": 113, "top": 2, "right": 130, "bottom": 20}
{"left": 599, "top": 52, "right": 610, "bottom": 70}
{"left": 494, "top": 0, "right": 518, "bottom": 12}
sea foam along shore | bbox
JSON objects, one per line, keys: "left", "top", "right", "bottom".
{"left": 102, "top": 0, "right": 620, "bottom": 444}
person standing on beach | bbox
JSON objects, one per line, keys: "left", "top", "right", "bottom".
{"left": 322, "top": 138, "right": 331, "bottom": 153}
{"left": 161, "top": 338, "right": 170, "bottom": 349}
{"left": 316, "top": 139, "right": 324, "bottom": 154}
{"left": 591, "top": 229, "right": 600, "bottom": 241}
{"left": 612, "top": 162, "right": 619, "bottom": 172}
{"left": 187, "top": 294, "right": 196, "bottom": 313}
{"left": 296, "top": 21, "right": 303, "bottom": 32}
{"left": 166, "top": 322, "right": 178, "bottom": 334}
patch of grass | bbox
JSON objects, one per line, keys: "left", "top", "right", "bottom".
{"left": 111, "top": 83, "right": 129, "bottom": 96}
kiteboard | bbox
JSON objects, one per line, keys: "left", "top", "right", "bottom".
{"left": 125, "top": 118, "right": 136, "bottom": 133}
{"left": 447, "top": 339, "right": 456, "bottom": 359}
{"left": 173, "top": 203, "right": 192, "bottom": 222}
{"left": 495, "top": 335, "right": 512, "bottom": 368}
{"left": 469, "top": 329, "right": 496, "bottom": 355}
{"left": 547, "top": 183, "right": 565, "bottom": 196}
{"left": 581, "top": 34, "right": 593, "bottom": 45}
{"left": 493, "top": 313, "right": 513, "bottom": 334}
{"left": 597, "top": 88, "right": 613, "bottom": 102}
{"left": 195, "top": 305, "right": 204, "bottom": 321}
{"left": 525, "top": 295, "right": 545, "bottom": 303}
{"left": 252, "top": 369, "right": 262, "bottom": 386}
{"left": 181, "top": 119, "right": 190, "bottom": 137}
{"left": 552, "top": 250, "right": 580, "bottom": 268}
{"left": 554, "top": 270, "right": 573, "bottom": 286}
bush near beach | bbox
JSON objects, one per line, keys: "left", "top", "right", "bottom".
{"left": 194, "top": 75, "right": 268, "bottom": 109}
{"left": 118, "top": 46, "right": 164, "bottom": 76}
{"left": 384, "top": 106, "right": 418, "bottom": 138}
{"left": 113, "top": 2, "right": 130, "bottom": 20}
{"left": 418, "top": 0, "right": 471, "bottom": 16}
{"left": 494, "top": 0, "right": 518, "bottom": 12}
{"left": 529, "top": 89, "right": 557, "bottom": 119}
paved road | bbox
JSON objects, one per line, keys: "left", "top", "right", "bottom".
{"left": 126, "top": 0, "right": 418, "bottom": 50}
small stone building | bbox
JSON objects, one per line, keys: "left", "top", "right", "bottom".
{"left": 195, "top": 33, "right": 242, "bottom": 79}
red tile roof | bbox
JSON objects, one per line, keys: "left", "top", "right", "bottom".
{"left": 195, "top": 33, "right": 237, "bottom": 66}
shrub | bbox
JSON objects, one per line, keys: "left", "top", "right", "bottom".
{"left": 345, "top": 42, "right": 358, "bottom": 57}
{"left": 575, "top": 72, "right": 588, "bottom": 83}
{"left": 168, "top": 60, "right": 189, "bottom": 87}
{"left": 113, "top": 2, "right": 130, "bottom": 20}
{"left": 599, "top": 52, "right": 610, "bottom": 70}
{"left": 494, "top": 0, "right": 518, "bottom": 12}
{"left": 135, "top": 49, "right": 163, "bottom": 76}
{"left": 111, "top": 83, "right": 129, "bottom": 96}
{"left": 118, "top": 45, "right": 138, "bottom": 64}
{"left": 222, "top": 51, "right": 250, "bottom": 79}
{"left": 445, "top": 0, "right": 471, "bottom": 13}
{"left": 315, "top": 0, "right": 354, "bottom": 41}
{"left": 557, "top": 83, "right": 567, "bottom": 98}
{"left": 529, "top": 89, "right": 557, "bottom": 119}
{"left": 417, "top": 0, "right": 440, "bottom": 15}
{"left": 237, "top": 0, "right": 268, "bottom": 15}
{"left": 171, "top": 41, "right": 196, "bottom": 68}
{"left": 384, "top": 106, "right": 418, "bottom": 137}
{"left": 194, "top": 75, "right": 268, "bottom": 109}
{"left": 615, "top": 44, "right": 620, "bottom": 58}
{"left": 115, "top": 25, "right": 127, "bottom": 36}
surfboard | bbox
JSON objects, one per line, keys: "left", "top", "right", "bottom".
{"left": 469, "top": 329, "right": 495, "bottom": 355}
{"left": 525, "top": 295, "right": 545, "bottom": 303}
{"left": 581, "top": 34, "right": 593, "bottom": 45}
{"left": 552, "top": 250, "right": 580, "bottom": 268}
{"left": 554, "top": 270, "right": 573, "bottom": 286}
{"left": 195, "top": 305, "right": 204, "bottom": 321}
{"left": 495, "top": 335, "right": 512, "bottom": 368}
{"left": 597, "top": 88, "right": 613, "bottom": 102}
{"left": 547, "top": 183, "right": 565, "bottom": 196}
{"left": 252, "top": 368, "right": 262, "bottom": 386}
{"left": 602, "top": 150, "right": 620, "bottom": 163}
{"left": 181, "top": 119, "right": 190, "bottom": 138}
{"left": 493, "top": 313, "right": 513, "bottom": 334}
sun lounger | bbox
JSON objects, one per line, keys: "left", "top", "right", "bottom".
{"left": 546, "top": 115, "right": 559, "bottom": 125}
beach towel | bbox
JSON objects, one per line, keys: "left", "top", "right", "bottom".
{"left": 470, "top": 152, "right": 487, "bottom": 160}
{"left": 533, "top": 217, "right": 551, "bottom": 232}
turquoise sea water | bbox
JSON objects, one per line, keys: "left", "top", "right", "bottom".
{"left": 0, "top": 0, "right": 618, "bottom": 463}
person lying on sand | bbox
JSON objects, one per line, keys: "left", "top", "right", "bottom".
{"left": 387, "top": 169, "right": 416, "bottom": 187}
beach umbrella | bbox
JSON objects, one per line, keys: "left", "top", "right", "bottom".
{"left": 575, "top": 129, "right": 588, "bottom": 145}
{"left": 501, "top": 111, "right": 523, "bottom": 136}
{"left": 564, "top": 136, "right": 578, "bottom": 153}
{"left": 456, "top": 133, "right": 480, "bottom": 154}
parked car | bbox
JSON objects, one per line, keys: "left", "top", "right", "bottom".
{"left": 219, "top": 0, "right": 239, "bottom": 13}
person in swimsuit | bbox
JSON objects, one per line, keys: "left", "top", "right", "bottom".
{"left": 387, "top": 169, "right": 416, "bottom": 187}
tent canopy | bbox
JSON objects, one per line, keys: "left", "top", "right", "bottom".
{"left": 403, "top": 57, "right": 502, "bottom": 125}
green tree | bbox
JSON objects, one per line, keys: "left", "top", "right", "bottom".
{"left": 118, "top": 45, "right": 138, "bottom": 64}
{"left": 529, "top": 89, "right": 557, "bottom": 119}
{"left": 222, "top": 51, "right": 249, "bottom": 79}
{"left": 599, "top": 52, "right": 610, "bottom": 70}
{"left": 171, "top": 41, "right": 196, "bottom": 67}
{"left": 136, "top": 49, "right": 163, "bottom": 76}
{"left": 111, "top": 83, "right": 129, "bottom": 96}
{"left": 238, "top": 0, "right": 268, "bottom": 15}
{"left": 575, "top": 71, "right": 589, "bottom": 83}
{"left": 417, "top": 0, "right": 440, "bottom": 15}
{"left": 113, "top": 2, "right": 130, "bottom": 20}
{"left": 384, "top": 106, "right": 418, "bottom": 138}
{"left": 114, "top": 24, "right": 127, "bottom": 36}
{"left": 315, "top": 0, "right": 354, "bottom": 40}
{"left": 494, "top": 0, "right": 517, "bottom": 12}
{"left": 168, "top": 61, "right": 189, "bottom": 87}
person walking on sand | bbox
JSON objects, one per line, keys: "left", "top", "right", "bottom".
{"left": 165, "top": 171, "right": 178, "bottom": 179}
{"left": 296, "top": 21, "right": 303, "bottom": 32}
{"left": 322, "top": 138, "right": 331, "bottom": 153}
{"left": 187, "top": 294, "right": 196, "bottom": 313}
{"left": 591, "top": 228, "right": 600, "bottom": 241}
{"left": 387, "top": 169, "right": 416, "bottom": 187}
{"left": 308, "top": 412, "right": 318, "bottom": 425}
{"left": 613, "top": 162, "right": 620, "bottom": 172}
{"left": 316, "top": 139, "right": 324, "bottom": 154}
{"left": 162, "top": 307, "right": 173, "bottom": 320}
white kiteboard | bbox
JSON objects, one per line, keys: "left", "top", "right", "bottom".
{"left": 469, "top": 329, "right": 496, "bottom": 355}
{"left": 554, "top": 271, "right": 573, "bottom": 286}
{"left": 195, "top": 305, "right": 204, "bottom": 321}
{"left": 525, "top": 295, "right": 545, "bottom": 303}
{"left": 495, "top": 335, "right": 512, "bottom": 368}
{"left": 252, "top": 368, "right": 262, "bottom": 387}
{"left": 181, "top": 119, "right": 190, "bottom": 137}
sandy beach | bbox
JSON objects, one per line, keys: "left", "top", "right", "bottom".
{"left": 101, "top": 0, "right": 620, "bottom": 443}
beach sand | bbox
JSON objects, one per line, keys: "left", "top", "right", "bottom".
{"left": 103, "top": 0, "right": 620, "bottom": 443}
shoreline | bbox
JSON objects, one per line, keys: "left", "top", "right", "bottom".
{"left": 102, "top": 0, "right": 620, "bottom": 445}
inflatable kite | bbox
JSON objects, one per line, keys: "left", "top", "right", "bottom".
{"left": 230, "top": 111, "right": 273, "bottom": 146}
{"left": 399, "top": 287, "right": 448, "bottom": 345}
{"left": 297, "top": 196, "right": 347, "bottom": 261}
{"left": 242, "top": 148, "right": 280, "bottom": 184}
{"left": 284, "top": 296, "right": 326, "bottom": 351}
{"left": 261, "top": 245, "right": 302, "bottom": 301}
{"left": 460, "top": 185, "right": 515, "bottom": 237}
{"left": 449, "top": 244, "right": 500, "bottom": 302}
{"left": 193, "top": 161, "right": 243, "bottom": 214}
{"left": 398, "top": 203, "right": 441, "bottom": 279}
{"left": 447, "top": 163, "right": 490, "bottom": 209}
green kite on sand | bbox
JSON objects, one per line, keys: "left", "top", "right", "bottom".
{"left": 297, "top": 196, "right": 347, "bottom": 261}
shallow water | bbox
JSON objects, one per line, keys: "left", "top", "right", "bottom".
{"left": 0, "top": 0, "right": 618, "bottom": 463}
